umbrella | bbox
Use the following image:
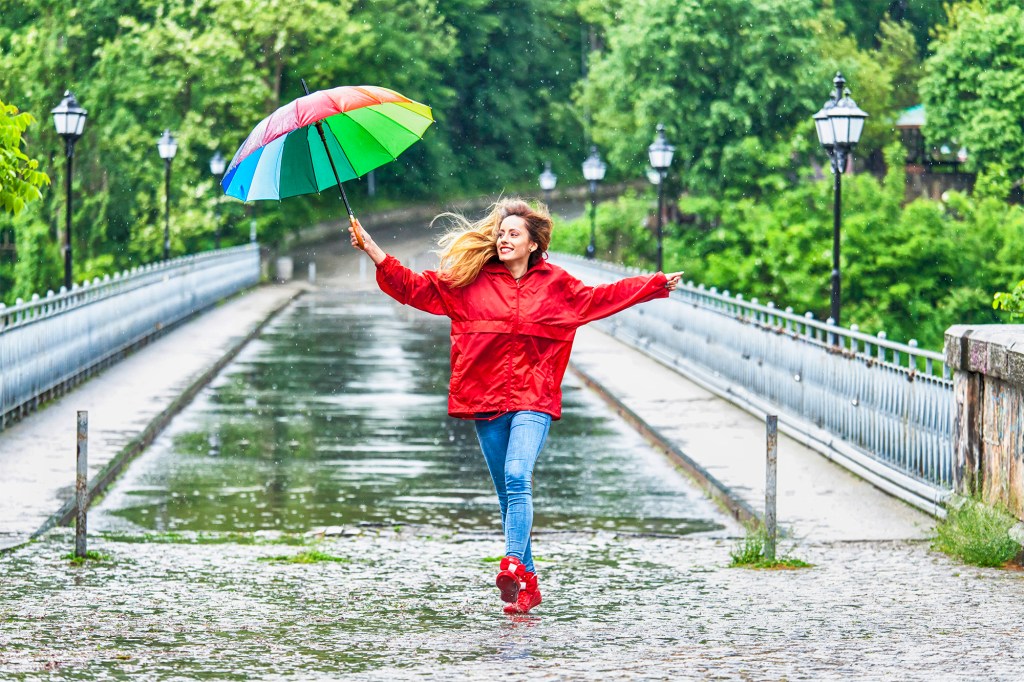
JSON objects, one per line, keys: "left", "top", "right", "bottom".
{"left": 222, "top": 80, "right": 433, "bottom": 247}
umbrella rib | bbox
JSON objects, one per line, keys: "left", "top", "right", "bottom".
{"left": 326, "top": 120, "right": 363, "bottom": 182}
{"left": 344, "top": 113, "right": 400, "bottom": 166}
{"left": 301, "top": 127, "right": 321, "bottom": 194}
{"left": 356, "top": 105, "right": 430, "bottom": 152}
{"left": 332, "top": 106, "right": 426, "bottom": 176}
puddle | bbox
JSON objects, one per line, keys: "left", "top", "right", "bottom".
{"left": 90, "top": 291, "right": 729, "bottom": 538}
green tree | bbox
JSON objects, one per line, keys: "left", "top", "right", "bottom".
{"left": 0, "top": 98, "right": 49, "bottom": 215}
{"left": 921, "top": 0, "right": 1024, "bottom": 198}
{"left": 994, "top": 280, "right": 1024, "bottom": 319}
{"left": 576, "top": 0, "right": 824, "bottom": 198}
{"left": 832, "top": 0, "right": 946, "bottom": 55}
{"left": 0, "top": 0, "right": 590, "bottom": 286}
{"left": 433, "top": 0, "right": 585, "bottom": 191}
{"left": 10, "top": 207, "right": 61, "bottom": 300}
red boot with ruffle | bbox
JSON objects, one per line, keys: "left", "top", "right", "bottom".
{"left": 503, "top": 571, "right": 541, "bottom": 614}
{"left": 495, "top": 556, "right": 526, "bottom": 603}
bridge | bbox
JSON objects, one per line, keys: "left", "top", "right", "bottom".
{"left": 0, "top": 208, "right": 1020, "bottom": 678}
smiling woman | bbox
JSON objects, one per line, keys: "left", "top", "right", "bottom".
{"left": 349, "top": 197, "right": 682, "bottom": 615}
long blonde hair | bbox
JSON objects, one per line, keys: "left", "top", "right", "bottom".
{"left": 435, "top": 198, "right": 553, "bottom": 288}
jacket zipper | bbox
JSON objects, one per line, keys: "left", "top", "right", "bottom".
{"left": 507, "top": 276, "right": 521, "bottom": 412}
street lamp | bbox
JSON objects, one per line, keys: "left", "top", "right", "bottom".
{"left": 51, "top": 90, "right": 87, "bottom": 290}
{"left": 209, "top": 150, "right": 226, "bottom": 250}
{"left": 581, "top": 146, "right": 606, "bottom": 259}
{"left": 157, "top": 129, "right": 178, "bottom": 260}
{"left": 647, "top": 123, "right": 675, "bottom": 272}
{"left": 539, "top": 161, "right": 557, "bottom": 205}
{"left": 812, "top": 72, "right": 868, "bottom": 329}
{"left": 645, "top": 166, "right": 661, "bottom": 187}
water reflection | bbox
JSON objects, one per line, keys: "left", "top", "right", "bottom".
{"left": 93, "top": 291, "right": 726, "bottom": 536}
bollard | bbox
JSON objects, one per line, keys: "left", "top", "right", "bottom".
{"left": 75, "top": 410, "right": 88, "bottom": 558}
{"left": 308, "top": 261, "right": 316, "bottom": 284}
{"left": 765, "top": 414, "right": 778, "bottom": 562}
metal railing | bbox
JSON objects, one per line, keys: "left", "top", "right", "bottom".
{"left": 0, "top": 244, "right": 260, "bottom": 429}
{"left": 556, "top": 254, "right": 953, "bottom": 514}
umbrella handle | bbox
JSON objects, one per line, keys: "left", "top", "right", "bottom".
{"left": 350, "top": 214, "right": 365, "bottom": 249}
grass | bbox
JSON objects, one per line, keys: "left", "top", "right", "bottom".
{"left": 933, "top": 496, "right": 1021, "bottom": 568}
{"left": 729, "top": 525, "right": 812, "bottom": 570}
{"left": 100, "top": 531, "right": 308, "bottom": 546}
{"left": 258, "top": 550, "right": 350, "bottom": 564}
{"left": 64, "top": 550, "right": 110, "bottom": 565}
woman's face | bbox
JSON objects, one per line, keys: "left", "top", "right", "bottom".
{"left": 496, "top": 215, "right": 536, "bottom": 267}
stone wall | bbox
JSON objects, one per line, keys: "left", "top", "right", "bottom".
{"left": 945, "top": 325, "right": 1024, "bottom": 518}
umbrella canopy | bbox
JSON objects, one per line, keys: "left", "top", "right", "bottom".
{"left": 222, "top": 85, "right": 433, "bottom": 201}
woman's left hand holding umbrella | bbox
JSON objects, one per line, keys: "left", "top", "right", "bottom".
{"left": 349, "top": 220, "right": 387, "bottom": 265}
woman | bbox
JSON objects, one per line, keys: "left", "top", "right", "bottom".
{"left": 349, "top": 198, "right": 681, "bottom": 615}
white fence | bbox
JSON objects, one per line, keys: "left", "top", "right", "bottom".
{"left": 0, "top": 244, "right": 260, "bottom": 429}
{"left": 557, "top": 255, "right": 952, "bottom": 515}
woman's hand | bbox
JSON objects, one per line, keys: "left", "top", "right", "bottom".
{"left": 664, "top": 271, "right": 683, "bottom": 292}
{"left": 349, "top": 219, "right": 387, "bottom": 265}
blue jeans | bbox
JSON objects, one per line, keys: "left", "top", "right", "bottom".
{"left": 474, "top": 411, "right": 552, "bottom": 574}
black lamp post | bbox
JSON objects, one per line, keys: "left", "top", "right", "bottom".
{"left": 812, "top": 72, "right": 868, "bottom": 329}
{"left": 647, "top": 123, "right": 675, "bottom": 273}
{"left": 209, "top": 150, "right": 226, "bottom": 250}
{"left": 581, "top": 146, "right": 606, "bottom": 259}
{"left": 51, "top": 91, "right": 87, "bottom": 290}
{"left": 539, "top": 161, "right": 557, "bottom": 205}
{"left": 157, "top": 129, "right": 178, "bottom": 260}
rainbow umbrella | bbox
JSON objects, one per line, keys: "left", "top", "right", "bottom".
{"left": 222, "top": 81, "right": 433, "bottom": 247}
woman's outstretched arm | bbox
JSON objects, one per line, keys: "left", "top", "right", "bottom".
{"left": 349, "top": 220, "right": 448, "bottom": 316}
{"left": 570, "top": 270, "right": 683, "bottom": 326}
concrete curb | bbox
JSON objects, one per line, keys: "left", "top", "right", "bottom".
{"left": 21, "top": 286, "right": 305, "bottom": 550}
{"left": 568, "top": 363, "right": 761, "bottom": 529}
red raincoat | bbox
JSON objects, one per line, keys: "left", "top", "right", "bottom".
{"left": 376, "top": 255, "right": 669, "bottom": 420}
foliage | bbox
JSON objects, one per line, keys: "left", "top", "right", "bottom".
{"left": 0, "top": 0, "right": 583, "bottom": 301}
{"left": 551, "top": 190, "right": 655, "bottom": 264}
{"left": 576, "top": 0, "right": 823, "bottom": 198}
{"left": 9, "top": 207, "right": 60, "bottom": 300}
{"left": 575, "top": 1, "right": 921, "bottom": 199}
{"left": 874, "top": 17, "right": 923, "bottom": 111}
{"left": 0, "top": 97, "right": 49, "bottom": 215}
{"left": 728, "top": 524, "right": 811, "bottom": 569}
{"left": 434, "top": 0, "right": 586, "bottom": 191}
{"left": 921, "top": 1, "right": 1024, "bottom": 198}
{"left": 933, "top": 497, "right": 1021, "bottom": 568}
{"left": 832, "top": 0, "right": 946, "bottom": 56}
{"left": 258, "top": 549, "right": 350, "bottom": 564}
{"left": 554, "top": 145, "right": 1024, "bottom": 351}
{"left": 993, "top": 279, "right": 1024, "bottom": 319}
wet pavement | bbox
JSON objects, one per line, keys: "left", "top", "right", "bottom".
{"left": 3, "top": 529, "right": 1023, "bottom": 680}
{"left": 88, "top": 291, "right": 728, "bottom": 539}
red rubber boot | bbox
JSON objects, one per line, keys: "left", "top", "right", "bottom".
{"left": 504, "top": 571, "right": 541, "bottom": 614}
{"left": 495, "top": 556, "right": 526, "bottom": 603}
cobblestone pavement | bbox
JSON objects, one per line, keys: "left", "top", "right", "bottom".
{"left": 1, "top": 528, "right": 1021, "bottom": 680}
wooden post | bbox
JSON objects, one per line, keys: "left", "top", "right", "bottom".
{"left": 75, "top": 410, "right": 88, "bottom": 558}
{"left": 765, "top": 414, "right": 778, "bottom": 562}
